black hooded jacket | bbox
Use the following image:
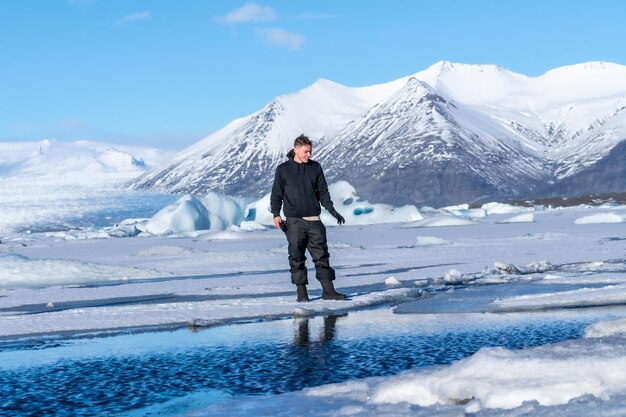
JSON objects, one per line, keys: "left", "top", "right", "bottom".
{"left": 270, "top": 149, "right": 335, "bottom": 218}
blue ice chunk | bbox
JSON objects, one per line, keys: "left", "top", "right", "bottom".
{"left": 245, "top": 207, "right": 257, "bottom": 221}
{"left": 353, "top": 207, "right": 374, "bottom": 216}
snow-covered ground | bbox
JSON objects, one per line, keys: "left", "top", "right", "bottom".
{"left": 1, "top": 169, "right": 626, "bottom": 415}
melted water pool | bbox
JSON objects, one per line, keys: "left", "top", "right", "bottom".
{"left": 1, "top": 307, "right": 625, "bottom": 416}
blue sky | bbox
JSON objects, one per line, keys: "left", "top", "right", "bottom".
{"left": 1, "top": 0, "right": 625, "bottom": 149}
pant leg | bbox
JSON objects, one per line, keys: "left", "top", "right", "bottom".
{"left": 286, "top": 217, "right": 308, "bottom": 285}
{"left": 306, "top": 220, "right": 335, "bottom": 282}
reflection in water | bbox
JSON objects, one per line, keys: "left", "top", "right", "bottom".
{"left": 294, "top": 314, "right": 344, "bottom": 347}
{"left": 294, "top": 318, "right": 310, "bottom": 346}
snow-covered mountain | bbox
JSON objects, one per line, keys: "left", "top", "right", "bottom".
{"left": 130, "top": 61, "right": 626, "bottom": 206}
{"left": 129, "top": 78, "right": 403, "bottom": 195}
{"left": 0, "top": 139, "right": 172, "bottom": 184}
{"left": 314, "top": 77, "right": 549, "bottom": 206}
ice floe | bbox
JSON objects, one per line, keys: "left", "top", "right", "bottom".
{"left": 402, "top": 216, "right": 476, "bottom": 228}
{"left": 482, "top": 202, "right": 533, "bottom": 215}
{"left": 574, "top": 213, "right": 625, "bottom": 224}
{"left": 369, "top": 334, "right": 626, "bottom": 410}
{"left": 585, "top": 317, "right": 626, "bottom": 338}
{"left": 491, "top": 284, "right": 626, "bottom": 312}
{"left": 384, "top": 276, "right": 401, "bottom": 286}
{"left": 0, "top": 288, "right": 417, "bottom": 337}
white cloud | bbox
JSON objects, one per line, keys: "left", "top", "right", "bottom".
{"left": 222, "top": 3, "right": 276, "bottom": 24}
{"left": 118, "top": 11, "right": 151, "bottom": 24}
{"left": 256, "top": 28, "right": 305, "bottom": 50}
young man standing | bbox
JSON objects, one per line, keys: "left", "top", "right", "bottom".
{"left": 270, "top": 134, "right": 347, "bottom": 302}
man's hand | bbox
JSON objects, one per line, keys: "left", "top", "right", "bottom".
{"left": 330, "top": 209, "right": 345, "bottom": 225}
{"left": 274, "top": 216, "right": 283, "bottom": 229}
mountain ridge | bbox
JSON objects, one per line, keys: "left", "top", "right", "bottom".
{"left": 129, "top": 61, "right": 626, "bottom": 206}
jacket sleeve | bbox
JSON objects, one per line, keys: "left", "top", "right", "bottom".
{"left": 270, "top": 167, "right": 284, "bottom": 217}
{"left": 316, "top": 165, "right": 335, "bottom": 212}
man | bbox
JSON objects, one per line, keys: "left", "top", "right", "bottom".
{"left": 271, "top": 134, "right": 347, "bottom": 302}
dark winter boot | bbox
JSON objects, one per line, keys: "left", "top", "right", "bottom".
{"left": 320, "top": 280, "right": 347, "bottom": 300}
{"left": 296, "top": 284, "right": 309, "bottom": 302}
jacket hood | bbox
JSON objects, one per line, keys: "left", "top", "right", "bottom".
{"left": 286, "top": 149, "right": 295, "bottom": 159}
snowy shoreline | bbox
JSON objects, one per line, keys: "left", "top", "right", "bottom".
{"left": 0, "top": 285, "right": 417, "bottom": 340}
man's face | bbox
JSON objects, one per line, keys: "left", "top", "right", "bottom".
{"left": 294, "top": 144, "right": 312, "bottom": 163}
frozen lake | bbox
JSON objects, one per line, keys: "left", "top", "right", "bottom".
{"left": 1, "top": 179, "right": 626, "bottom": 416}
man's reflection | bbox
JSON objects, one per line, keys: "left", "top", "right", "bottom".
{"left": 294, "top": 314, "right": 345, "bottom": 347}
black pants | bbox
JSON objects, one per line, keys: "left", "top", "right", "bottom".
{"left": 285, "top": 217, "right": 335, "bottom": 285}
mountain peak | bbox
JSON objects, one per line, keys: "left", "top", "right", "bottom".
{"left": 289, "top": 78, "right": 347, "bottom": 96}
{"left": 401, "top": 77, "right": 438, "bottom": 98}
{"left": 429, "top": 60, "right": 459, "bottom": 72}
{"left": 311, "top": 77, "right": 342, "bottom": 87}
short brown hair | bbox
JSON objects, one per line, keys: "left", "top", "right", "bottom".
{"left": 294, "top": 134, "right": 312, "bottom": 147}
